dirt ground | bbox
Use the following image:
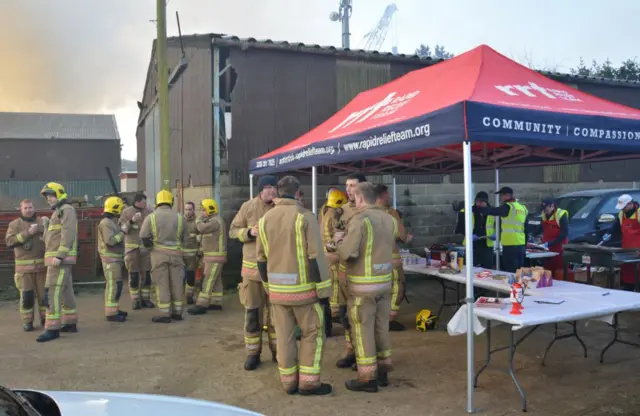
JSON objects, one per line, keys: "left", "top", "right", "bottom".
{"left": 1, "top": 276, "right": 640, "bottom": 416}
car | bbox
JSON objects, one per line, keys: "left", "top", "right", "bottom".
{"left": 526, "top": 188, "right": 640, "bottom": 244}
{"left": 0, "top": 385, "right": 262, "bottom": 416}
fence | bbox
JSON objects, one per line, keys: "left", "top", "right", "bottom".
{"left": 0, "top": 180, "right": 116, "bottom": 210}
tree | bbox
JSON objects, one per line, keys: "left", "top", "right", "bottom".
{"left": 571, "top": 57, "right": 640, "bottom": 81}
{"left": 415, "top": 44, "right": 454, "bottom": 60}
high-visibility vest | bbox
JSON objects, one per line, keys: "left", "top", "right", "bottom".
{"left": 501, "top": 201, "right": 528, "bottom": 246}
{"left": 461, "top": 209, "right": 495, "bottom": 248}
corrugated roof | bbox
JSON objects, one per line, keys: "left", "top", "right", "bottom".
{"left": 0, "top": 112, "right": 120, "bottom": 140}
{"left": 165, "top": 33, "right": 640, "bottom": 88}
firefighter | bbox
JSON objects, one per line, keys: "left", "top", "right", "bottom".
{"left": 538, "top": 198, "right": 569, "bottom": 274}
{"left": 374, "top": 184, "right": 413, "bottom": 332}
{"left": 332, "top": 173, "right": 367, "bottom": 369}
{"left": 317, "top": 187, "right": 338, "bottom": 225}
{"left": 139, "top": 190, "right": 189, "bottom": 323}
{"left": 606, "top": 194, "right": 640, "bottom": 290}
{"left": 183, "top": 201, "right": 199, "bottom": 304}
{"left": 455, "top": 191, "right": 495, "bottom": 269}
{"left": 98, "top": 196, "right": 128, "bottom": 322}
{"left": 119, "top": 193, "right": 154, "bottom": 310}
{"left": 480, "top": 187, "right": 528, "bottom": 272}
{"left": 229, "top": 175, "right": 278, "bottom": 371}
{"left": 320, "top": 189, "right": 348, "bottom": 320}
{"left": 256, "top": 176, "right": 333, "bottom": 396}
{"left": 4, "top": 199, "right": 47, "bottom": 332}
{"left": 36, "top": 182, "right": 79, "bottom": 343}
{"left": 188, "top": 199, "right": 227, "bottom": 315}
{"left": 332, "top": 181, "right": 395, "bottom": 392}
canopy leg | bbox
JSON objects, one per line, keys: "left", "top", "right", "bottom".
{"left": 494, "top": 168, "right": 501, "bottom": 271}
{"left": 463, "top": 141, "right": 476, "bottom": 413}
{"left": 312, "top": 166, "right": 318, "bottom": 215}
{"left": 392, "top": 176, "right": 398, "bottom": 210}
{"left": 249, "top": 174, "right": 254, "bottom": 199}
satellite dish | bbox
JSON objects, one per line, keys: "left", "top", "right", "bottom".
{"left": 329, "top": 11, "right": 340, "bottom": 21}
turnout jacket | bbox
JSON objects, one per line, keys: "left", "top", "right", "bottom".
{"left": 196, "top": 214, "right": 227, "bottom": 263}
{"left": 119, "top": 205, "right": 153, "bottom": 254}
{"left": 97, "top": 217, "right": 124, "bottom": 263}
{"left": 183, "top": 216, "right": 199, "bottom": 258}
{"left": 336, "top": 204, "right": 396, "bottom": 295}
{"left": 256, "top": 197, "right": 331, "bottom": 305}
{"left": 139, "top": 205, "right": 189, "bottom": 257}
{"left": 229, "top": 196, "right": 274, "bottom": 280}
{"left": 5, "top": 216, "right": 46, "bottom": 272}
{"left": 44, "top": 202, "right": 78, "bottom": 266}
{"left": 380, "top": 204, "right": 408, "bottom": 267}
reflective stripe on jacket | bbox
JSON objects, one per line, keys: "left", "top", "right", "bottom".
{"left": 139, "top": 206, "right": 188, "bottom": 256}
{"left": 119, "top": 205, "right": 153, "bottom": 252}
{"left": 44, "top": 204, "right": 78, "bottom": 265}
{"left": 98, "top": 217, "right": 124, "bottom": 263}
{"left": 229, "top": 197, "right": 273, "bottom": 280}
{"left": 197, "top": 214, "right": 227, "bottom": 263}
{"left": 461, "top": 208, "right": 496, "bottom": 248}
{"left": 5, "top": 217, "right": 46, "bottom": 272}
{"left": 183, "top": 216, "right": 199, "bottom": 257}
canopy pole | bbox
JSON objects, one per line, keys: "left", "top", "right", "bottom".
{"left": 312, "top": 166, "right": 318, "bottom": 215}
{"left": 249, "top": 174, "right": 254, "bottom": 199}
{"left": 392, "top": 176, "right": 397, "bottom": 210}
{"left": 494, "top": 168, "right": 501, "bottom": 270}
{"left": 462, "top": 141, "right": 476, "bottom": 414}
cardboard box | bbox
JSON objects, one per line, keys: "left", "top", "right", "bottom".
{"left": 573, "top": 267, "right": 620, "bottom": 289}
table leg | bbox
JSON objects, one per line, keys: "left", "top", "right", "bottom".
{"left": 436, "top": 278, "right": 463, "bottom": 319}
{"left": 541, "top": 322, "right": 588, "bottom": 366}
{"left": 508, "top": 329, "right": 528, "bottom": 412}
{"left": 474, "top": 320, "right": 492, "bottom": 387}
{"left": 600, "top": 313, "right": 640, "bottom": 363}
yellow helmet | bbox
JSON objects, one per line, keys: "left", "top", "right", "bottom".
{"left": 201, "top": 198, "right": 219, "bottom": 215}
{"left": 327, "top": 189, "right": 348, "bottom": 209}
{"left": 155, "top": 190, "right": 174, "bottom": 207}
{"left": 416, "top": 309, "right": 439, "bottom": 332}
{"left": 104, "top": 196, "right": 125, "bottom": 215}
{"left": 40, "top": 182, "right": 67, "bottom": 200}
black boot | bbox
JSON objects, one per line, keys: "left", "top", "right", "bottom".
{"left": 351, "top": 363, "right": 358, "bottom": 372}
{"left": 272, "top": 351, "right": 278, "bottom": 363}
{"left": 132, "top": 300, "right": 142, "bottom": 310}
{"left": 244, "top": 355, "right": 261, "bottom": 371}
{"left": 285, "top": 386, "right": 298, "bottom": 395}
{"left": 345, "top": 379, "right": 378, "bottom": 393}
{"left": 187, "top": 306, "right": 207, "bottom": 315}
{"left": 377, "top": 372, "right": 389, "bottom": 387}
{"left": 23, "top": 323, "right": 34, "bottom": 332}
{"left": 36, "top": 330, "right": 60, "bottom": 343}
{"left": 208, "top": 305, "right": 223, "bottom": 311}
{"left": 118, "top": 310, "right": 128, "bottom": 317}
{"left": 60, "top": 324, "right": 78, "bottom": 333}
{"left": 106, "top": 315, "right": 126, "bottom": 323}
{"left": 171, "top": 314, "right": 183, "bottom": 321}
{"left": 142, "top": 300, "right": 155, "bottom": 308}
{"left": 152, "top": 316, "right": 171, "bottom": 323}
{"left": 299, "top": 383, "right": 332, "bottom": 396}
{"left": 389, "top": 321, "right": 407, "bottom": 332}
{"left": 186, "top": 295, "right": 195, "bottom": 305}
{"left": 336, "top": 354, "right": 356, "bottom": 369}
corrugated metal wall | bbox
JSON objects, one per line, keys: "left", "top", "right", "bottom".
{"left": 336, "top": 59, "right": 391, "bottom": 109}
{"left": 0, "top": 180, "right": 116, "bottom": 210}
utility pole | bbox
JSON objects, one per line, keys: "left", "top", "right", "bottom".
{"left": 156, "top": 0, "right": 171, "bottom": 191}
{"left": 330, "top": 0, "right": 352, "bottom": 49}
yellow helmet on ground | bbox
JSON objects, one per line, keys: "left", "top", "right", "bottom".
{"left": 155, "top": 190, "right": 174, "bottom": 207}
{"left": 40, "top": 182, "right": 68, "bottom": 200}
{"left": 416, "top": 309, "right": 439, "bottom": 332}
{"left": 201, "top": 198, "right": 219, "bottom": 215}
{"left": 104, "top": 196, "right": 125, "bottom": 215}
{"left": 327, "top": 189, "right": 348, "bottom": 209}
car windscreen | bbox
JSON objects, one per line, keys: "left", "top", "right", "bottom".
{"left": 555, "top": 196, "right": 602, "bottom": 220}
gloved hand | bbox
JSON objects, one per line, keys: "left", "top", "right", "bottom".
{"left": 28, "top": 223, "right": 39, "bottom": 236}
{"left": 472, "top": 234, "right": 479, "bottom": 241}
{"left": 487, "top": 234, "right": 496, "bottom": 241}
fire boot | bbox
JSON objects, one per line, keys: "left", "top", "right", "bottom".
{"left": 60, "top": 324, "right": 78, "bottom": 333}
{"left": 345, "top": 379, "right": 378, "bottom": 393}
{"left": 36, "top": 330, "right": 60, "bottom": 343}
{"left": 171, "top": 314, "right": 183, "bottom": 321}
{"left": 351, "top": 363, "right": 358, "bottom": 372}
{"left": 208, "top": 305, "right": 223, "bottom": 311}
{"left": 299, "top": 383, "right": 333, "bottom": 396}
{"left": 389, "top": 321, "right": 407, "bottom": 332}
{"left": 244, "top": 355, "right": 261, "bottom": 371}
{"left": 377, "top": 371, "right": 389, "bottom": 387}
{"left": 336, "top": 354, "right": 356, "bottom": 369}
{"left": 106, "top": 315, "right": 126, "bottom": 323}
{"left": 23, "top": 323, "right": 34, "bottom": 332}
{"left": 142, "top": 300, "right": 155, "bottom": 308}
{"left": 187, "top": 306, "right": 207, "bottom": 315}
{"left": 118, "top": 310, "right": 128, "bottom": 318}
{"left": 285, "top": 386, "right": 298, "bottom": 395}
{"left": 152, "top": 316, "right": 171, "bottom": 323}
{"left": 186, "top": 295, "right": 195, "bottom": 305}
{"left": 132, "top": 300, "right": 142, "bottom": 310}
{"left": 272, "top": 351, "right": 278, "bottom": 363}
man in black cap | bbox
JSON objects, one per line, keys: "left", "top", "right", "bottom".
{"left": 455, "top": 191, "right": 495, "bottom": 269}
{"left": 479, "top": 187, "right": 528, "bottom": 272}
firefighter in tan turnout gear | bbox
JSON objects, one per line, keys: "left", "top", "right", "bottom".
{"left": 98, "top": 196, "right": 128, "bottom": 323}
{"left": 256, "top": 176, "right": 333, "bottom": 396}
{"left": 36, "top": 182, "right": 79, "bottom": 343}
{"left": 182, "top": 201, "right": 199, "bottom": 305}
{"left": 332, "top": 182, "right": 396, "bottom": 393}
{"left": 374, "top": 184, "right": 413, "bottom": 332}
{"left": 188, "top": 199, "right": 227, "bottom": 315}
{"left": 140, "top": 190, "right": 189, "bottom": 323}
{"left": 119, "top": 192, "right": 154, "bottom": 310}
{"left": 320, "top": 189, "right": 348, "bottom": 320}
{"left": 5, "top": 199, "right": 46, "bottom": 332}
{"left": 230, "top": 175, "right": 278, "bottom": 371}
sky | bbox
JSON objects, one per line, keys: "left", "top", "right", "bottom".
{"left": 0, "top": 0, "right": 638, "bottom": 161}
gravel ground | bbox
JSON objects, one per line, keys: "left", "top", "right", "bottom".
{"left": 1, "top": 276, "right": 639, "bottom": 415}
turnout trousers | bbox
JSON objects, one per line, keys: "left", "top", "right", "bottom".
{"left": 125, "top": 248, "right": 152, "bottom": 301}
{"left": 272, "top": 302, "right": 326, "bottom": 391}
{"left": 183, "top": 253, "right": 199, "bottom": 299}
{"left": 390, "top": 266, "right": 405, "bottom": 321}
{"left": 102, "top": 262, "right": 124, "bottom": 317}
{"left": 238, "top": 277, "right": 277, "bottom": 357}
{"left": 337, "top": 263, "right": 354, "bottom": 355}
{"left": 14, "top": 270, "right": 46, "bottom": 325}
{"left": 347, "top": 292, "right": 393, "bottom": 382}
{"left": 44, "top": 265, "right": 78, "bottom": 331}
{"left": 150, "top": 252, "right": 185, "bottom": 317}
{"left": 328, "top": 263, "right": 340, "bottom": 317}
{"left": 196, "top": 261, "right": 224, "bottom": 307}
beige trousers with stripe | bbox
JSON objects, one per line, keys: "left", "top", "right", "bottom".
{"left": 272, "top": 302, "right": 325, "bottom": 391}
{"left": 102, "top": 262, "right": 123, "bottom": 317}
{"left": 196, "top": 261, "right": 224, "bottom": 307}
{"left": 44, "top": 265, "right": 78, "bottom": 330}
